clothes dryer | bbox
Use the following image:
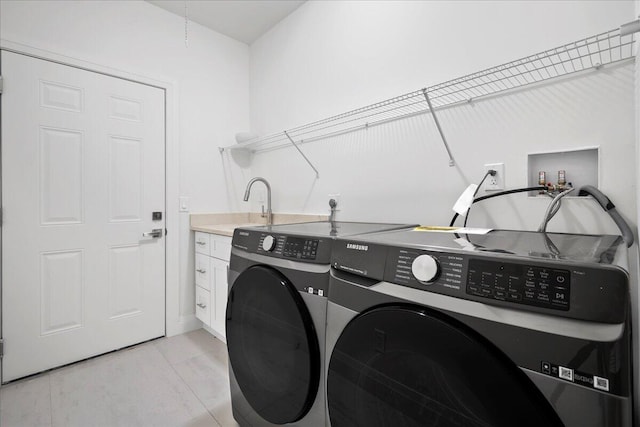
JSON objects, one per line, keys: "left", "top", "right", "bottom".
{"left": 226, "top": 221, "right": 416, "bottom": 427}
{"left": 326, "top": 228, "right": 633, "bottom": 427}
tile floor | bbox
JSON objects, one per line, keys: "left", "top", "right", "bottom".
{"left": 0, "top": 329, "right": 239, "bottom": 427}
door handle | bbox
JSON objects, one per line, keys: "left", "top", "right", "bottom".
{"left": 142, "top": 229, "right": 163, "bottom": 238}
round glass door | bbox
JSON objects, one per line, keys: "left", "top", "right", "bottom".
{"left": 226, "top": 265, "right": 320, "bottom": 424}
{"left": 327, "top": 304, "right": 564, "bottom": 427}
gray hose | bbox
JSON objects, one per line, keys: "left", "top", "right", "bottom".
{"left": 578, "top": 185, "right": 634, "bottom": 247}
{"left": 538, "top": 188, "right": 575, "bottom": 232}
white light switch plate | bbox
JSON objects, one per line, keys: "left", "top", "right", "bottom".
{"left": 179, "top": 196, "right": 190, "bottom": 212}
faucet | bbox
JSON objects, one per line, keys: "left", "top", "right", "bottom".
{"left": 243, "top": 177, "right": 272, "bottom": 225}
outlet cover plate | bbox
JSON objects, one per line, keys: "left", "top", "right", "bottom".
{"left": 484, "top": 163, "right": 505, "bottom": 191}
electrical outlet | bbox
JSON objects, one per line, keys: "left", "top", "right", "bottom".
{"left": 484, "top": 163, "right": 505, "bottom": 191}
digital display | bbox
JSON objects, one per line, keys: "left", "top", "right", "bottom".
{"left": 283, "top": 237, "right": 319, "bottom": 260}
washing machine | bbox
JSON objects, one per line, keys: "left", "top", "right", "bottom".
{"left": 226, "top": 221, "right": 416, "bottom": 427}
{"left": 326, "top": 228, "right": 633, "bottom": 427}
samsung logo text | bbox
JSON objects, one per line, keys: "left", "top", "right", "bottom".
{"left": 346, "top": 243, "right": 369, "bottom": 251}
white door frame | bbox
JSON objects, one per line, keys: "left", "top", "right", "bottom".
{"left": 0, "top": 40, "right": 192, "bottom": 369}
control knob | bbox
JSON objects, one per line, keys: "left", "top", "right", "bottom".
{"left": 262, "top": 235, "right": 277, "bottom": 252}
{"left": 411, "top": 254, "right": 440, "bottom": 284}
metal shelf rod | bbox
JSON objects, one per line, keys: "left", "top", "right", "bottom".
{"left": 284, "top": 131, "right": 320, "bottom": 178}
{"left": 422, "top": 88, "right": 455, "bottom": 167}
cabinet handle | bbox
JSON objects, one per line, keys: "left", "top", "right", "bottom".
{"left": 196, "top": 241, "right": 206, "bottom": 245}
{"left": 197, "top": 302, "right": 207, "bottom": 309}
{"left": 196, "top": 269, "right": 207, "bottom": 274}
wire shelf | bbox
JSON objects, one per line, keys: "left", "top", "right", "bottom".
{"left": 221, "top": 26, "right": 636, "bottom": 156}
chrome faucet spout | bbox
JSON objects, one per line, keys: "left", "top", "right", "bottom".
{"left": 243, "top": 177, "right": 272, "bottom": 225}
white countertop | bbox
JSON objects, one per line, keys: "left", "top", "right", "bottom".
{"left": 190, "top": 212, "right": 329, "bottom": 236}
{"left": 190, "top": 222, "right": 263, "bottom": 236}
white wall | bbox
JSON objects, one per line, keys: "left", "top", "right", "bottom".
{"left": 0, "top": 0, "right": 251, "bottom": 335}
{"left": 248, "top": 0, "right": 636, "bottom": 235}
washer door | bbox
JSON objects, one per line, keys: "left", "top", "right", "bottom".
{"left": 226, "top": 265, "right": 320, "bottom": 424}
{"left": 327, "top": 305, "right": 564, "bottom": 427}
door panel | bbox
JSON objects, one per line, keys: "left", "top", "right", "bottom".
{"left": 108, "top": 135, "right": 143, "bottom": 222}
{"left": 1, "top": 51, "right": 166, "bottom": 382}
{"left": 40, "top": 250, "right": 84, "bottom": 334}
{"left": 39, "top": 127, "right": 84, "bottom": 224}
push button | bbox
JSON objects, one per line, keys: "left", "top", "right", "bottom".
{"left": 508, "top": 292, "right": 522, "bottom": 301}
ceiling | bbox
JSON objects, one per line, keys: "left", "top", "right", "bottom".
{"left": 146, "top": 0, "right": 306, "bottom": 45}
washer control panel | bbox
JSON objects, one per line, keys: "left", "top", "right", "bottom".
{"left": 332, "top": 233, "right": 628, "bottom": 324}
{"left": 390, "top": 249, "right": 464, "bottom": 290}
{"left": 467, "top": 259, "right": 570, "bottom": 311}
{"left": 411, "top": 254, "right": 441, "bottom": 283}
{"left": 282, "top": 237, "right": 319, "bottom": 260}
{"left": 262, "top": 235, "right": 277, "bottom": 252}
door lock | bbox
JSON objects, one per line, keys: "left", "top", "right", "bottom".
{"left": 142, "top": 229, "right": 163, "bottom": 238}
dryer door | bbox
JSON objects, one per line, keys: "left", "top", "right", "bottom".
{"left": 226, "top": 265, "right": 320, "bottom": 424}
{"left": 327, "top": 304, "right": 564, "bottom": 427}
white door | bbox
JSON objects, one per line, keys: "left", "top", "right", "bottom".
{"left": 1, "top": 51, "right": 166, "bottom": 382}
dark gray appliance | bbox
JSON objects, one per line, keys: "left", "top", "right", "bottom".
{"left": 226, "top": 221, "right": 416, "bottom": 427}
{"left": 326, "top": 228, "right": 632, "bottom": 427}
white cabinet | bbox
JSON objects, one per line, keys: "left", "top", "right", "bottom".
{"left": 194, "top": 231, "right": 231, "bottom": 341}
{"left": 211, "top": 257, "right": 229, "bottom": 335}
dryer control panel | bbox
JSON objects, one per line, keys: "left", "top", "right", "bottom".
{"left": 232, "top": 229, "right": 332, "bottom": 264}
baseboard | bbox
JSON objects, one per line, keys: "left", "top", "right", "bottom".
{"left": 166, "top": 314, "right": 202, "bottom": 337}
{"left": 203, "top": 324, "right": 227, "bottom": 344}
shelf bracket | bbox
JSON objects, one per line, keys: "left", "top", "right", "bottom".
{"left": 284, "top": 131, "right": 320, "bottom": 178}
{"left": 422, "top": 88, "right": 455, "bottom": 167}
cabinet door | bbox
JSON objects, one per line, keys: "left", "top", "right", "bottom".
{"left": 195, "top": 232, "right": 210, "bottom": 255}
{"left": 195, "top": 286, "right": 211, "bottom": 326}
{"left": 211, "top": 257, "right": 229, "bottom": 339}
{"left": 195, "top": 254, "right": 211, "bottom": 290}
{"left": 211, "top": 234, "right": 232, "bottom": 261}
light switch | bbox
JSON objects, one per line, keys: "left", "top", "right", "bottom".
{"left": 179, "top": 197, "right": 190, "bottom": 212}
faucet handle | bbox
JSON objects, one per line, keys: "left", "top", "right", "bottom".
{"left": 329, "top": 198, "right": 337, "bottom": 223}
{"left": 261, "top": 204, "right": 266, "bottom": 218}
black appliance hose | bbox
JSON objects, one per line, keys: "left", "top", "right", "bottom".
{"left": 578, "top": 185, "right": 634, "bottom": 247}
